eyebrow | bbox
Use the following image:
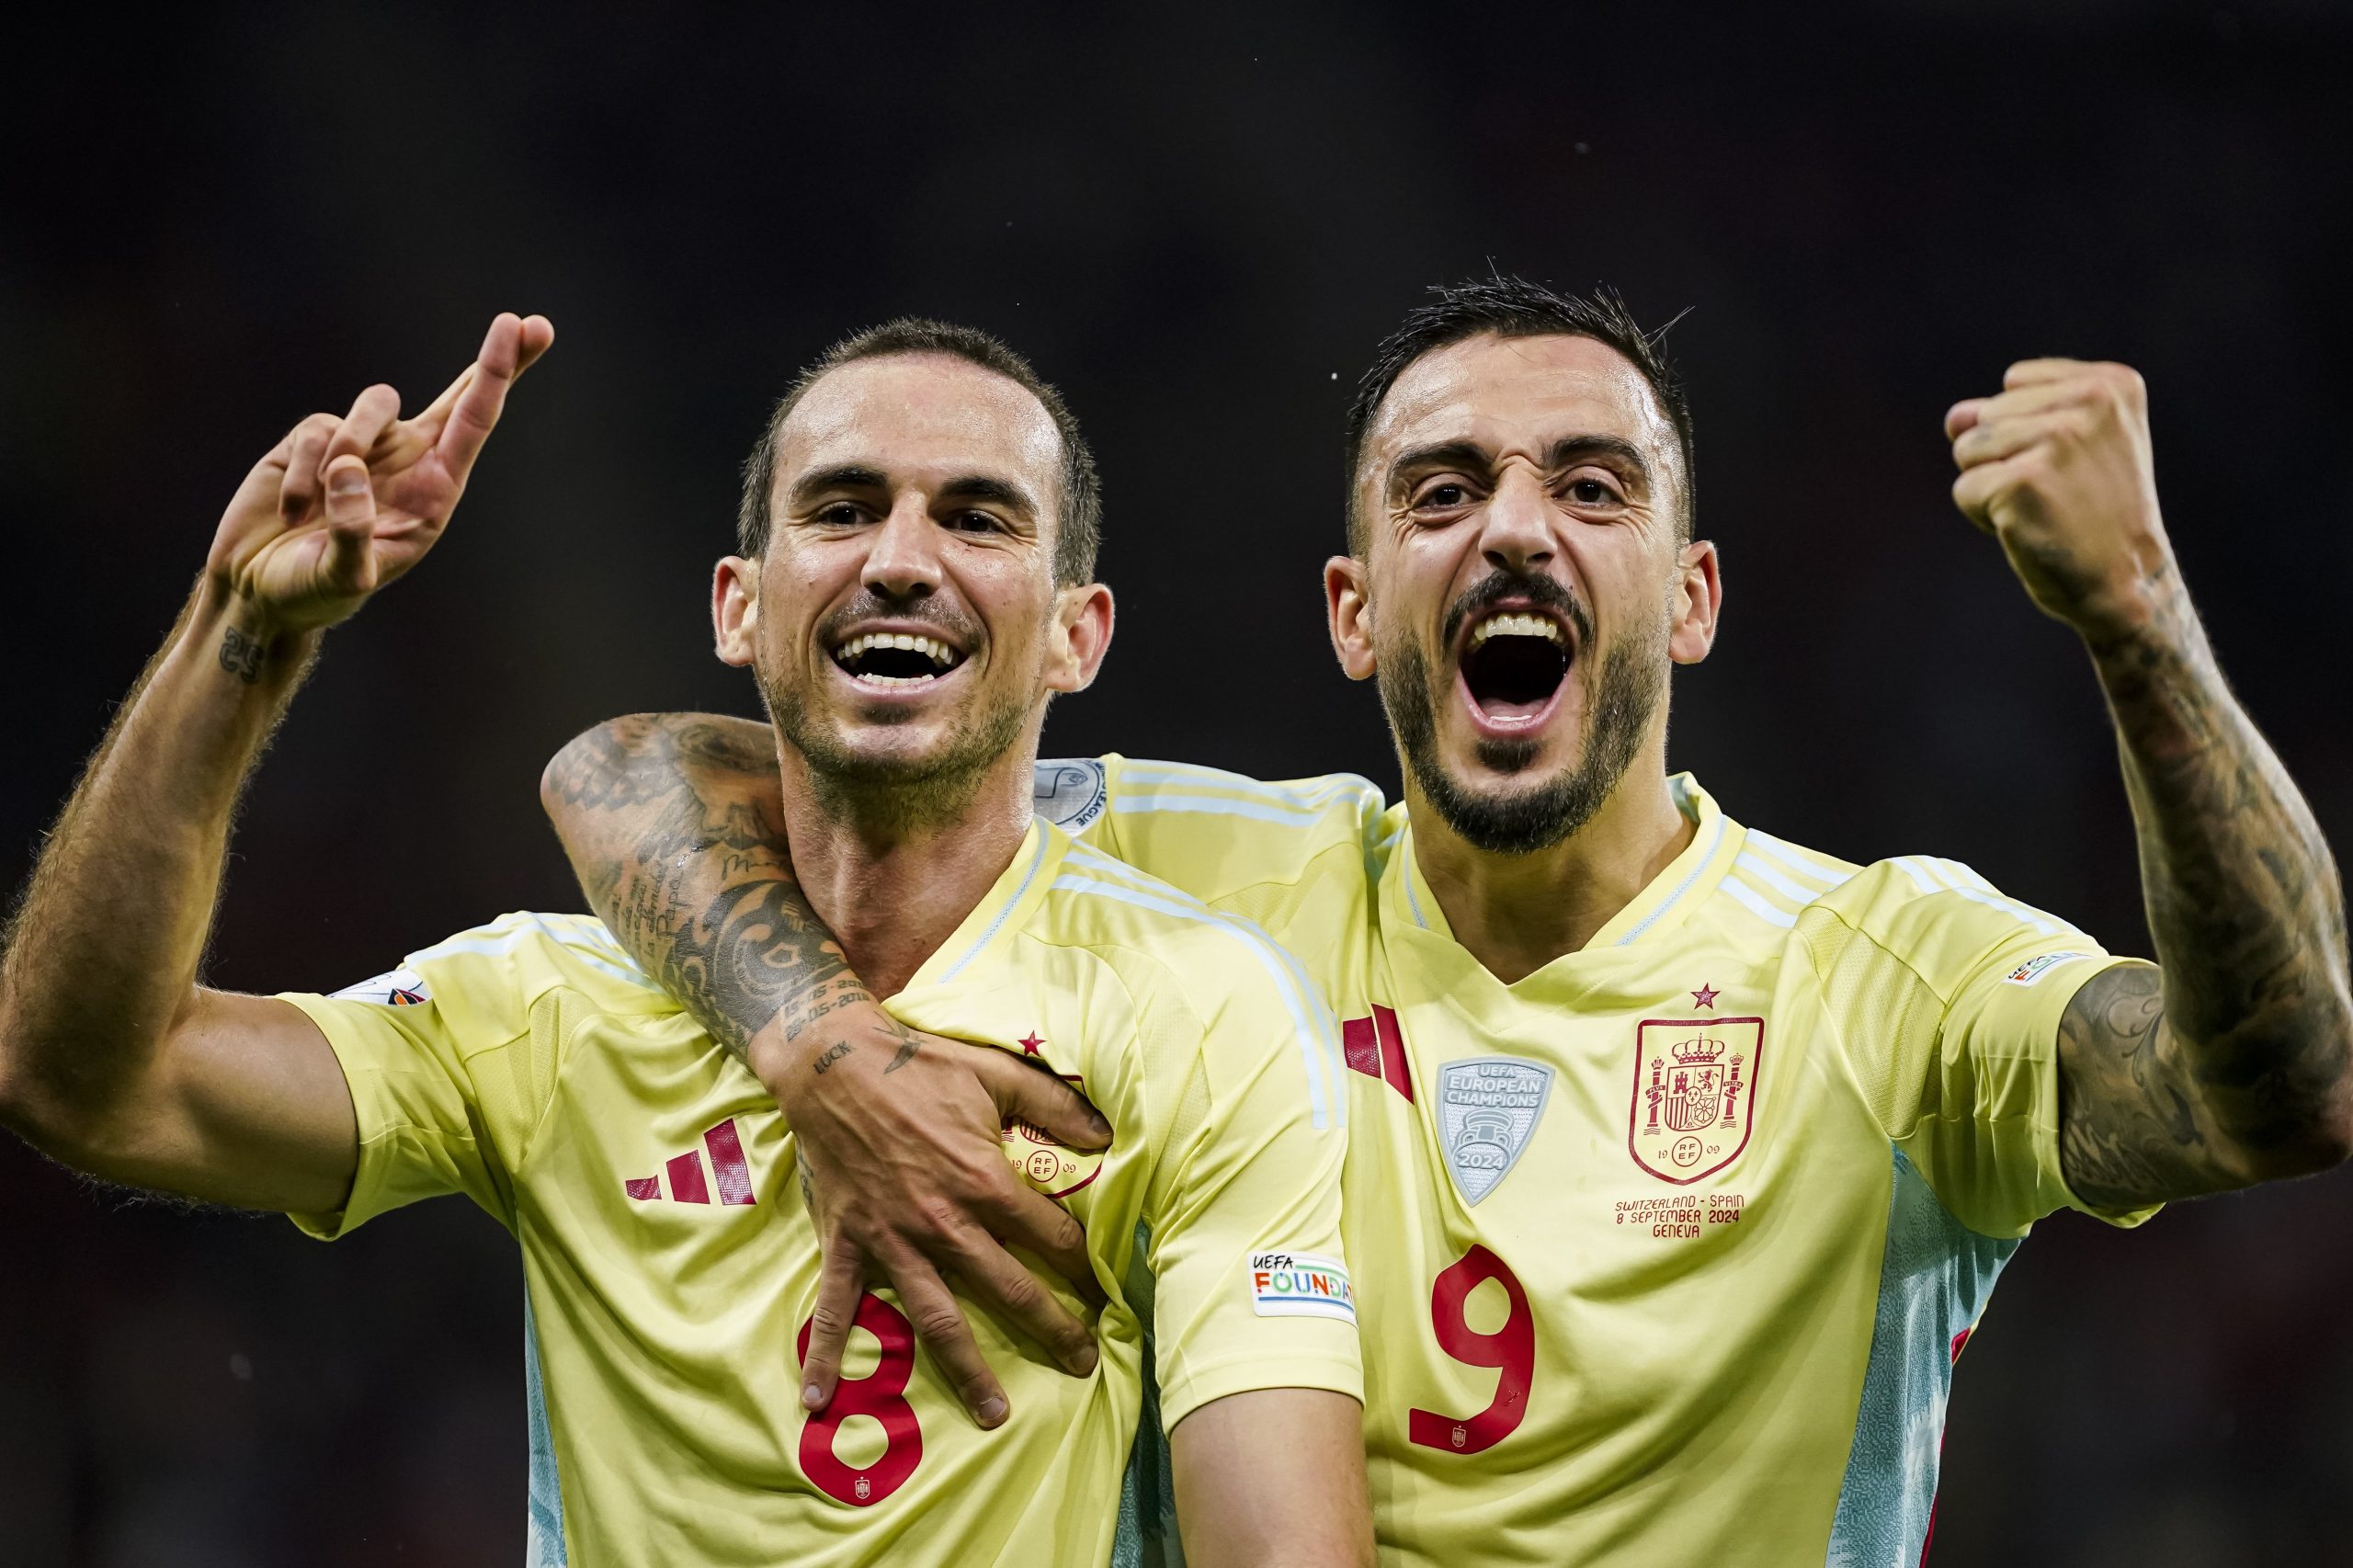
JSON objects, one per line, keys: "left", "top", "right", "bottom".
{"left": 784, "top": 464, "right": 1039, "bottom": 522}
{"left": 785, "top": 464, "right": 889, "bottom": 510}
{"left": 1545, "top": 436, "right": 1654, "bottom": 491}
{"left": 937, "top": 474, "right": 1038, "bottom": 519}
{"left": 1387, "top": 435, "right": 1656, "bottom": 494}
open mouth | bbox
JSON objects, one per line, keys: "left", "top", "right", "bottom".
{"left": 829, "top": 630, "right": 967, "bottom": 689}
{"left": 1458, "top": 610, "right": 1573, "bottom": 725}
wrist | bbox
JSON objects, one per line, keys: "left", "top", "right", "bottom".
{"left": 746, "top": 994, "right": 893, "bottom": 1099}
{"left": 188, "top": 575, "right": 319, "bottom": 687}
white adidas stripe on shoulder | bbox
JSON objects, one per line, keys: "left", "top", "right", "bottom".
{"left": 412, "top": 913, "right": 659, "bottom": 991}
{"left": 1719, "top": 874, "right": 1801, "bottom": 928}
{"left": 1889, "top": 857, "right": 2065, "bottom": 937}
{"left": 1061, "top": 845, "right": 1345, "bottom": 1062}
{"left": 1048, "top": 860, "right": 1345, "bottom": 1131}
{"left": 1111, "top": 793, "right": 1332, "bottom": 826}
{"left": 1114, "top": 762, "right": 1378, "bottom": 806}
{"left": 1731, "top": 849, "right": 1825, "bottom": 905}
{"left": 1744, "top": 831, "right": 1856, "bottom": 887}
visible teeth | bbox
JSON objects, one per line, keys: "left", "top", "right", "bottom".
{"left": 1468, "top": 613, "right": 1566, "bottom": 651}
{"left": 833, "top": 631, "right": 958, "bottom": 667}
{"left": 852, "top": 670, "right": 937, "bottom": 687}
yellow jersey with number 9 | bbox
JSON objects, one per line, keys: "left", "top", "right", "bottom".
{"left": 1033, "top": 755, "right": 2156, "bottom": 1568}
{"left": 276, "top": 817, "right": 1358, "bottom": 1568}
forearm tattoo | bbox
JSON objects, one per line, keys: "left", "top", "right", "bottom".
{"left": 543, "top": 716, "right": 874, "bottom": 1061}
{"left": 2058, "top": 572, "right": 2353, "bottom": 1206}
{"left": 218, "top": 626, "right": 267, "bottom": 683}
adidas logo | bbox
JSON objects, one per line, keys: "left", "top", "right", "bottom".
{"left": 624, "top": 1118, "right": 757, "bottom": 1206}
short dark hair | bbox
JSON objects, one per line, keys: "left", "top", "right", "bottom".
{"left": 1342, "top": 278, "right": 1695, "bottom": 552}
{"left": 736, "top": 318, "right": 1102, "bottom": 585}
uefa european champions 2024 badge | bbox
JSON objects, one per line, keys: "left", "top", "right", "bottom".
{"left": 1436, "top": 1057, "right": 1555, "bottom": 1205}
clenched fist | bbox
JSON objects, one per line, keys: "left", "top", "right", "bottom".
{"left": 207, "top": 312, "right": 553, "bottom": 638}
{"left": 1945, "top": 358, "right": 2175, "bottom": 642}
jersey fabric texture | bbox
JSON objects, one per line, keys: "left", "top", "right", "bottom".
{"left": 278, "top": 818, "right": 1358, "bottom": 1568}
{"left": 1036, "top": 754, "right": 2156, "bottom": 1568}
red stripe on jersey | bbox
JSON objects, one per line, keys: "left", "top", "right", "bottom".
{"left": 1372, "top": 1005, "right": 1416, "bottom": 1103}
{"left": 622, "top": 1176, "right": 660, "bottom": 1201}
{"left": 1342, "top": 1010, "right": 1416, "bottom": 1102}
{"left": 665, "top": 1149, "right": 710, "bottom": 1204}
{"left": 704, "top": 1119, "right": 757, "bottom": 1206}
{"left": 1342, "top": 1016, "right": 1381, "bottom": 1080}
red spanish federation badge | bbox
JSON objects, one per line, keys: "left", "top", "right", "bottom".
{"left": 1001, "top": 1066, "right": 1107, "bottom": 1199}
{"left": 1628, "top": 1017, "right": 1765, "bottom": 1185}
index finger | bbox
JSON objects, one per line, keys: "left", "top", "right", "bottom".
{"left": 436, "top": 312, "right": 555, "bottom": 479}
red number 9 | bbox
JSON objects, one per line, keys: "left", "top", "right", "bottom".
{"left": 1408, "top": 1245, "right": 1533, "bottom": 1455}
{"left": 797, "top": 1294, "right": 925, "bottom": 1506}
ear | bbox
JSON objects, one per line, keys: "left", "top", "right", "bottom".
{"left": 1668, "top": 540, "right": 1722, "bottom": 665}
{"left": 1324, "top": 554, "right": 1378, "bottom": 681}
{"left": 713, "top": 556, "right": 759, "bottom": 667}
{"left": 1046, "top": 582, "right": 1116, "bottom": 694}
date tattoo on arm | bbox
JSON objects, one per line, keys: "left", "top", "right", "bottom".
{"left": 540, "top": 714, "right": 888, "bottom": 1066}
{"left": 2056, "top": 576, "right": 2353, "bottom": 1209}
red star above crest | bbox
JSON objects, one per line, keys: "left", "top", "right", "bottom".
{"left": 1690, "top": 983, "right": 1720, "bottom": 1009}
{"left": 1018, "top": 1033, "right": 1046, "bottom": 1056}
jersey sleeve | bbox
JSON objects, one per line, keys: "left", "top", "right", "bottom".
{"left": 273, "top": 912, "right": 643, "bottom": 1240}
{"left": 1045, "top": 755, "right": 1390, "bottom": 911}
{"left": 1801, "top": 858, "right": 2161, "bottom": 1239}
{"left": 1131, "top": 937, "right": 1362, "bottom": 1431}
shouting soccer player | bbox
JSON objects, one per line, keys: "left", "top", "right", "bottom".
{"left": 0, "top": 316, "right": 1377, "bottom": 1567}
{"left": 546, "top": 279, "right": 2353, "bottom": 1565}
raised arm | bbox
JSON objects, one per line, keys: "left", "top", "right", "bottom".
{"left": 540, "top": 712, "right": 1111, "bottom": 1427}
{"left": 1948, "top": 359, "right": 2353, "bottom": 1207}
{"left": 0, "top": 314, "right": 551, "bottom": 1213}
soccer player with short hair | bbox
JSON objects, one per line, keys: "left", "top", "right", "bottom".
{"left": 0, "top": 314, "right": 1377, "bottom": 1567}
{"left": 548, "top": 279, "right": 2353, "bottom": 1564}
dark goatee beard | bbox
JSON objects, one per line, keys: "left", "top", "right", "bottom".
{"left": 1377, "top": 627, "right": 1663, "bottom": 858}
{"left": 764, "top": 673, "right": 1033, "bottom": 836}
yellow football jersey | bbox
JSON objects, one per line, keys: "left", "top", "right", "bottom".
{"left": 1031, "top": 755, "right": 2157, "bottom": 1568}
{"left": 277, "top": 818, "right": 1359, "bottom": 1568}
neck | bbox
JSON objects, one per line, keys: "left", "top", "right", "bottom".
{"left": 1408, "top": 746, "right": 1694, "bottom": 984}
{"left": 775, "top": 744, "right": 1039, "bottom": 999}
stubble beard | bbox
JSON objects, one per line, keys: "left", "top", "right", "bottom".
{"left": 1377, "top": 619, "right": 1665, "bottom": 857}
{"left": 765, "top": 666, "right": 1035, "bottom": 836}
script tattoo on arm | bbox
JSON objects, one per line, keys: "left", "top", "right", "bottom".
{"left": 2057, "top": 575, "right": 2353, "bottom": 1209}
{"left": 540, "top": 714, "right": 875, "bottom": 1062}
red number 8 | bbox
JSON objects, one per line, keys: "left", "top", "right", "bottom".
{"left": 797, "top": 1294, "right": 924, "bottom": 1506}
{"left": 1408, "top": 1245, "right": 1533, "bottom": 1455}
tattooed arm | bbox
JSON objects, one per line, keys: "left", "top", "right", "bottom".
{"left": 541, "top": 713, "right": 1109, "bottom": 1427}
{"left": 1949, "top": 360, "right": 2353, "bottom": 1208}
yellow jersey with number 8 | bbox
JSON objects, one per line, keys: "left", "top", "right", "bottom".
{"left": 278, "top": 818, "right": 1358, "bottom": 1568}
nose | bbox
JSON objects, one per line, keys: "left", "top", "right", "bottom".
{"left": 863, "top": 492, "right": 943, "bottom": 601}
{"left": 1477, "top": 469, "right": 1556, "bottom": 575}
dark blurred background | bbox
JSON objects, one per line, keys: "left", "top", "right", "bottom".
{"left": 5, "top": 3, "right": 2351, "bottom": 1563}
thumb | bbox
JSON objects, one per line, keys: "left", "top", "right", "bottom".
{"left": 322, "top": 457, "right": 380, "bottom": 594}
{"left": 972, "top": 1048, "right": 1112, "bottom": 1151}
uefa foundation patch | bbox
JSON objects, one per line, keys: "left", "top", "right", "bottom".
{"left": 1247, "top": 1251, "right": 1356, "bottom": 1324}
{"left": 2003, "top": 951, "right": 2094, "bottom": 986}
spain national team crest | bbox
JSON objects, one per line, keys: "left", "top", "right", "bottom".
{"left": 1628, "top": 1017, "right": 1765, "bottom": 1184}
{"left": 1001, "top": 1066, "right": 1107, "bottom": 1199}
{"left": 1435, "top": 1057, "right": 1554, "bottom": 1205}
